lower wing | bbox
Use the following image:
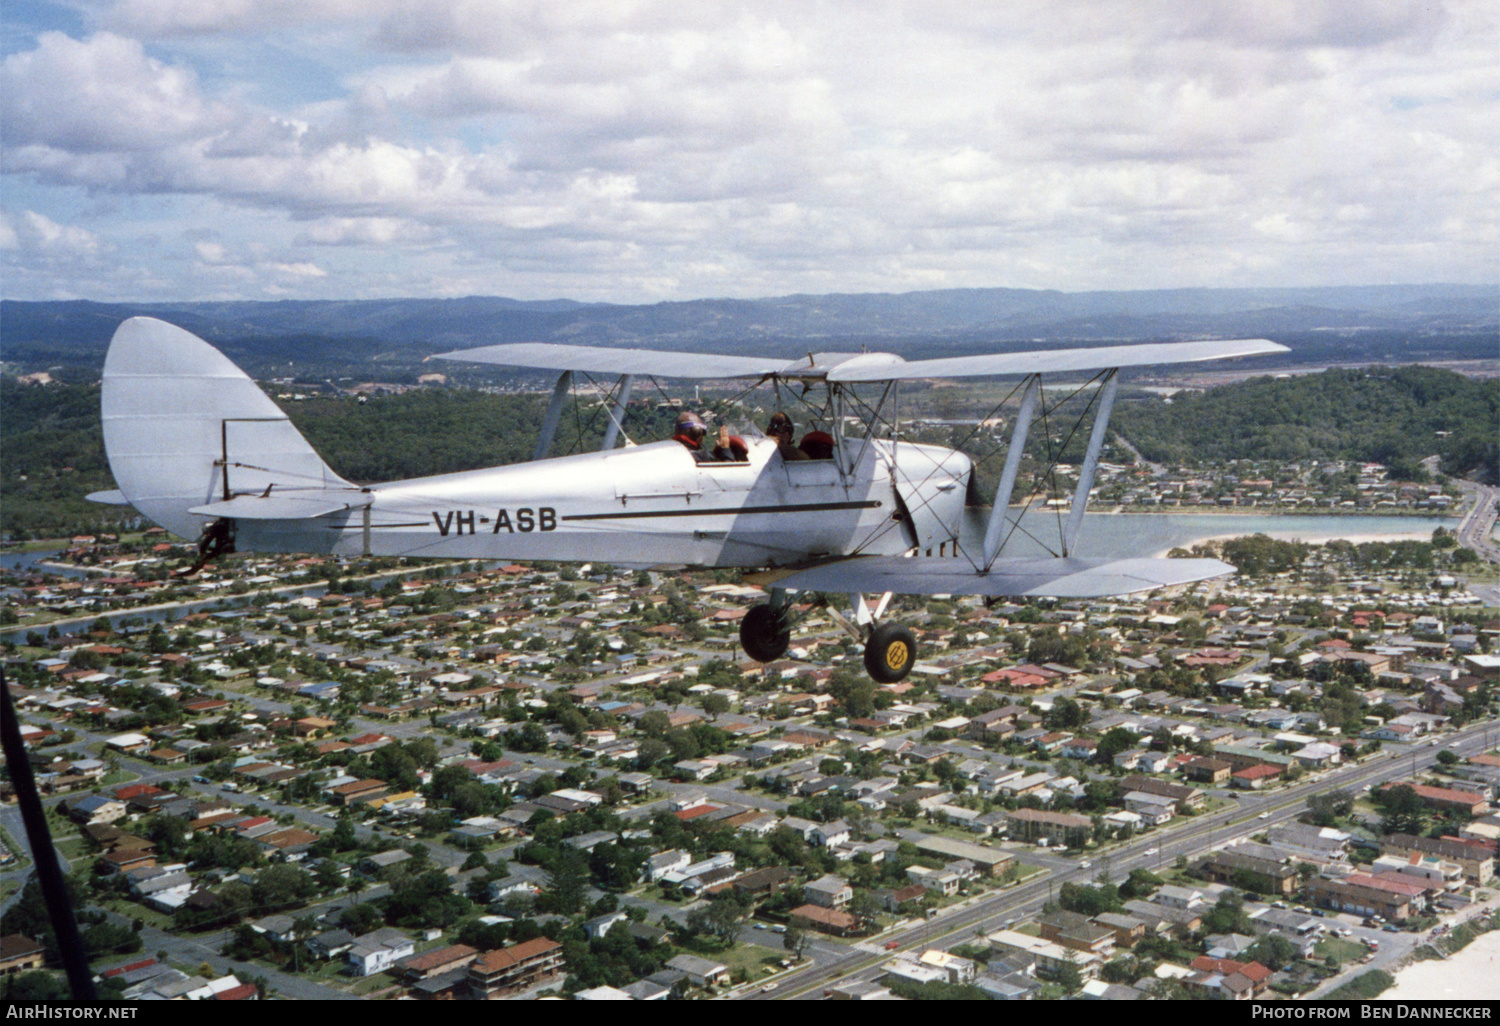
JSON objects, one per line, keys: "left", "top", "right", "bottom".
{"left": 763, "top": 554, "right": 1234, "bottom": 598}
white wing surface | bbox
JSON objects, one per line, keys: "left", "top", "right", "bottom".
{"left": 827, "top": 338, "right": 1287, "bottom": 381}
{"left": 431, "top": 342, "right": 787, "bottom": 379}
{"left": 436, "top": 338, "right": 1287, "bottom": 383}
{"left": 771, "top": 555, "right": 1236, "bottom": 598}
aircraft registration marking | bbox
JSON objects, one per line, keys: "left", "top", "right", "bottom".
{"left": 431, "top": 508, "right": 558, "bottom": 535}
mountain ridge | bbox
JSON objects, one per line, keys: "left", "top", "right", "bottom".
{"left": 1, "top": 283, "right": 1493, "bottom": 378}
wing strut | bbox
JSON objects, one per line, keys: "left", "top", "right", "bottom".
{"left": 982, "top": 374, "right": 1041, "bottom": 567}
{"left": 534, "top": 371, "right": 573, "bottom": 461}
{"left": 1062, "top": 369, "right": 1119, "bottom": 557}
{"left": 600, "top": 374, "right": 635, "bottom": 451}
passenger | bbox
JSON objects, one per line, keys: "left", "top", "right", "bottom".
{"left": 767, "top": 412, "right": 809, "bottom": 461}
{"left": 798, "top": 429, "right": 836, "bottom": 460}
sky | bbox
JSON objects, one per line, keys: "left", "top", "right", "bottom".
{"left": 2, "top": 1, "right": 1497, "bottom": 304}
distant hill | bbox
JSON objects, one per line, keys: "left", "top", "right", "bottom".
{"left": 1, "top": 283, "right": 1494, "bottom": 380}
{"left": 1114, "top": 365, "right": 1499, "bottom": 484}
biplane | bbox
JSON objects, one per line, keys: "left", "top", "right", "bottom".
{"left": 92, "top": 317, "right": 1285, "bottom": 682}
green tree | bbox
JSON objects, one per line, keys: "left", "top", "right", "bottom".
{"left": 685, "top": 896, "right": 746, "bottom": 946}
{"left": 783, "top": 925, "right": 809, "bottom": 961}
{"left": 1307, "top": 788, "right": 1354, "bottom": 827}
{"left": 1375, "top": 784, "right": 1428, "bottom": 836}
{"left": 1245, "top": 934, "right": 1299, "bottom": 972}
{"left": 544, "top": 848, "right": 591, "bottom": 915}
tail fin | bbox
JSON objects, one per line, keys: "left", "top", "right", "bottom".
{"left": 102, "top": 317, "right": 355, "bottom": 540}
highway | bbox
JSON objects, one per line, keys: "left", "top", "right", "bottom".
{"left": 738, "top": 717, "right": 1500, "bottom": 1000}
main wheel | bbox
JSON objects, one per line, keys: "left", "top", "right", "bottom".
{"left": 739, "top": 603, "right": 791, "bottom": 663}
{"left": 864, "top": 622, "right": 917, "bottom": 683}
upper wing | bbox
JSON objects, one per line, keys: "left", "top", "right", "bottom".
{"left": 434, "top": 337, "right": 1287, "bottom": 382}
{"left": 826, "top": 338, "right": 1287, "bottom": 382}
{"left": 767, "top": 554, "right": 1236, "bottom": 598}
{"left": 431, "top": 341, "right": 788, "bottom": 380}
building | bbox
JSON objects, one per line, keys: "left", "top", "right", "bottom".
{"left": 1196, "top": 850, "right": 1299, "bottom": 897}
{"left": 0, "top": 935, "right": 45, "bottom": 976}
{"left": 1005, "top": 808, "right": 1092, "bottom": 847}
{"left": 910, "top": 835, "right": 1016, "bottom": 877}
{"left": 345, "top": 928, "right": 416, "bottom": 977}
{"left": 1305, "top": 877, "right": 1411, "bottom": 921}
{"left": 468, "top": 938, "right": 564, "bottom": 998}
{"left": 1381, "top": 834, "right": 1495, "bottom": 885}
{"left": 790, "top": 904, "right": 859, "bottom": 936}
{"left": 987, "top": 929, "right": 1100, "bottom": 981}
{"left": 803, "top": 874, "right": 853, "bottom": 909}
{"left": 1037, "top": 911, "right": 1116, "bottom": 957}
{"left": 1380, "top": 782, "right": 1491, "bottom": 818}
{"left": 664, "top": 953, "right": 728, "bottom": 987}
{"left": 398, "top": 944, "right": 478, "bottom": 983}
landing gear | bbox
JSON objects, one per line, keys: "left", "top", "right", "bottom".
{"left": 739, "top": 603, "right": 791, "bottom": 663}
{"left": 175, "top": 517, "right": 235, "bottom": 577}
{"left": 864, "top": 621, "right": 917, "bottom": 683}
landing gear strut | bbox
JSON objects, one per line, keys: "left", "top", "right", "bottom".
{"left": 739, "top": 602, "right": 791, "bottom": 663}
{"left": 863, "top": 621, "right": 917, "bottom": 683}
{"left": 175, "top": 518, "right": 235, "bottom": 577}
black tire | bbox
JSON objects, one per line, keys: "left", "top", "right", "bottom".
{"left": 864, "top": 622, "right": 917, "bottom": 683}
{"left": 740, "top": 603, "right": 791, "bottom": 663}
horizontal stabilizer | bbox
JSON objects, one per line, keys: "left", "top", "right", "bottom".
{"left": 188, "top": 491, "right": 371, "bottom": 520}
{"left": 771, "top": 555, "right": 1236, "bottom": 598}
{"left": 85, "top": 490, "right": 130, "bottom": 506}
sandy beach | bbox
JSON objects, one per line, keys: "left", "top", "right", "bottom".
{"left": 1382, "top": 930, "right": 1500, "bottom": 1001}
{"left": 1151, "top": 527, "right": 1441, "bottom": 559}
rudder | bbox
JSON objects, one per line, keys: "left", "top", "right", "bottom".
{"left": 102, "top": 317, "right": 353, "bottom": 540}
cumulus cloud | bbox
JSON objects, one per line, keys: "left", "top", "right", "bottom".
{"left": 3, "top": 32, "right": 233, "bottom": 152}
{"left": 0, "top": 209, "right": 105, "bottom": 257}
{"left": 0, "top": 1, "right": 1494, "bottom": 301}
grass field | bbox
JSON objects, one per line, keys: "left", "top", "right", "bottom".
{"left": 1314, "top": 935, "right": 1368, "bottom": 964}
{"left": 1325, "top": 969, "right": 1394, "bottom": 1000}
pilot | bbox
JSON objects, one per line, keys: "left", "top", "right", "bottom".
{"left": 673, "top": 410, "right": 710, "bottom": 456}
{"left": 767, "top": 411, "right": 809, "bottom": 461}
{"left": 673, "top": 411, "right": 746, "bottom": 462}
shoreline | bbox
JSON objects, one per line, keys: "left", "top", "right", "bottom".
{"left": 1099, "top": 508, "right": 1462, "bottom": 519}
{"left": 1382, "top": 928, "right": 1500, "bottom": 1001}
{"left": 1152, "top": 526, "right": 1446, "bottom": 560}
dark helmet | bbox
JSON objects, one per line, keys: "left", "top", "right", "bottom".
{"left": 767, "top": 412, "right": 794, "bottom": 436}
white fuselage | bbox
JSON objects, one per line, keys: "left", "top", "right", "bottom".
{"left": 234, "top": 436, "right": 973, "bottom": 568}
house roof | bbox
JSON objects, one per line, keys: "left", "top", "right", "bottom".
{"left": 791, "top": 904, "right": 858, "bottom": 929}
{"left": 472, "top": 937, "right": 561, "bottom": 972}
